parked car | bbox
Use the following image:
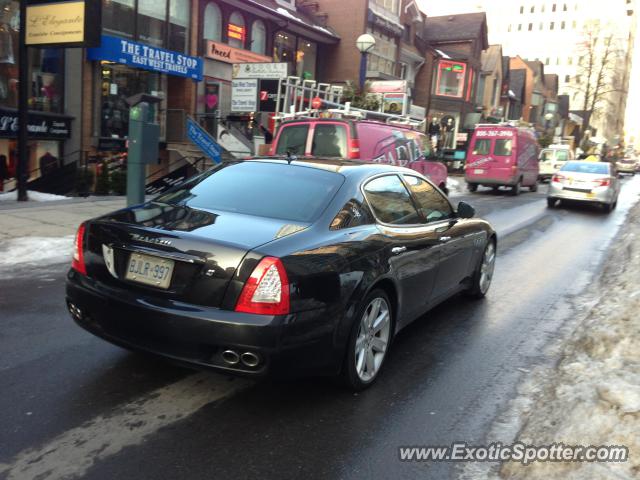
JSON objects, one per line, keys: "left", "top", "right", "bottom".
{"left": 547, "top": 160, "right": 620, "bottom": 212}
{"left": 66, "top": 159, "right": 496, "bottom": 390}
{"left": 270, "top": 119, "right": 449, "bottom": 194}
{"left": 616, "top": 157, "right": 637, "bottom": 175}
{"left": 538, "top": 146, "right": 574, "bottom": 181}
{"left": 464, "top": 124, "right": 540, "bottom": 195}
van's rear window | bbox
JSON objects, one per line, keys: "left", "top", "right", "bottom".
{"left": 472, "top": 139, "right": 491, "bottom": 155}
{"left": 275, "top": 125, "right": 308, "bottom": 155}
{"left": 494, "top": 139, "right": 512, "bottom": 156}
{"left": 312, "top": 124, "right": 348, "bottom": 158}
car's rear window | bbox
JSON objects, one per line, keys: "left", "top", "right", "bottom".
{"left": 561, "top": 162, "right": 609, "bottom": 174}
{"left": 275, "top": 125, "right": 308, "bottom": 155}
{"left": 472, "top": 139, "right": 491, "bottom": 155}
{"left": 494, "top": 139, "right": 513, "bottom": 156}
{"left": 154, "top": 162, "right": 344, "bottom": 223}
{"left": 555, "top": 150, "right": 569, "bottom": 161}
{"left": 311, "top": 124, "right": 348, "bottom": 157}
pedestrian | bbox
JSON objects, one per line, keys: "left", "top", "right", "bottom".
{"left": 0, "top": 154, "right": 7, "bottom": 192}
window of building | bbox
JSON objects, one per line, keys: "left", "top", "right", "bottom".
{"left": 203, "top": 2, "right": 222, "bottom": 41}
{"left": 296, "top": 39, "right": 317, "bottom": 79}
{"left": 371, "top": 0, "right": 399, "bottom": 15}
{"left": 137, "top": 0, "right": 166, "bottom": 47}
{"left": 528, "top": 23, "right": 533, "bottom": 31}
{"left": 168, "top": 0, "right": 189, "bottom": 53}
{"left": 565, "top": 74, "right": 570, "bottom": 82}
{"left": 227, "top": 12, "right": 245, "bottom": 49}
{"left": 568, "top": 56, "right": 573, "bottom": 65}
{"left": 539, "top": 22, "right": 543, "bottom": 30}
{"left": 366, "top": 26, "right": 398, "bottom": 76}
{"left": 102, "top": 0, "right": 135, "bottom": 38}
{"left": 552, "top": 3, "right": 557, "bottom": 12}
{"left": 545, "top": 57, "right": 550, "bottom": 65}
{"left": 403, "top": 24, "right": 411, "bottom": 43}
{"left": 541, "top": 4, "right": 545, "bottom": 12}
{"left": 435, "top": 61, "right": 466, "bottom": 97}
{"left": 273, "top": 32, "right": 318, "bottom": 78}
{"left": 530, "top": 5, "right": 535, "bottom": 13}
{"left": 273, "top": 31, "right": 297, "bottom": 72}
{"left": 520, "top": 5, "right": 524, "bottom": 13}
{"left": 550, "top": 22, "right": 555, "bottom": 30}
{"left": 575, "top": 75, "right": 581, "bottom": 84}
{"left": 572, "top": 20, "right": 577, "bottom": 29}
{"left": 561, "top": 21, "right": 565, "bottom": 29}
{"left": 250, "top": 20, "right": 266, "bottom": 54}
{"left": 508, "top": 24, "right": 512, "bottom": 32}
{"left": 399, "top": 62, "right": 408, "bottom": 79}
{"left": 563, "top": 3, "right": 567, "bottom": 10}
{"left": 517, "top": 23, "right": 522, "bottom": 31}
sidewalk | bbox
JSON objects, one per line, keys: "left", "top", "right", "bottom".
{"left": 0, "top": 196, "right": 128, "bottom": 240}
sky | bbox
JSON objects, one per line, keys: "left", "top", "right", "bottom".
{"left": 416, "top": 0, "right": 640, "bottom": 145}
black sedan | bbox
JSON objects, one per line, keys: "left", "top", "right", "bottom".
{"left": 66, "top": 159, "right": 496, "bottom": 389}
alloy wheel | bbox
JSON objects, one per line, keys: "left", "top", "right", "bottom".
{"left": 354, "top": 297, "right": 391, "bottom": 382}
{"left": 479, "top": 242, "right": 496, "bottom": 294}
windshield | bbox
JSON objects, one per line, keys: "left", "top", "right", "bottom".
{"left": 154, "top": 162, "right": 344, "bottom": 223}
{"left": 561, "top": 162, "right": 609, "bottom": 175}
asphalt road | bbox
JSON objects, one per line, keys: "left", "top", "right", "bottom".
{"left": 1, "top": 177, "right": 639, "bottom": 480}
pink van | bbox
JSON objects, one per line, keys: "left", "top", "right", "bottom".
{"left": 270, "top": 119, "right": 449, "bottom": 193}
{"left": 464, "top": 125, "right": 539, "bottom": 195}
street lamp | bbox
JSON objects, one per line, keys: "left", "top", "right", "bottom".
{"left": 356, "top": 33, "right": 376, "bottom": 91}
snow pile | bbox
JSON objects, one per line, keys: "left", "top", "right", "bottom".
{"left": 446, "top": 176, "right": 466, "bottom": 196}
{"left": 498, "top": 207, "right": 640, "bottom": 479}
{"left": 0, "top": 190, "right": 68, "bottom": 202}
{"left": 0, "top": 236, "right": 74, "bottom": 271}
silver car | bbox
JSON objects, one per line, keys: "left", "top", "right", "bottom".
{"left": 547, "top": 161, "right": 620, "bottom": 212}
{"left": 616, "top": 158, "right": 637, "bottom": 175}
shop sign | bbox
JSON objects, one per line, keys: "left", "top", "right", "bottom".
{"left": 382, "top": 93, "right": 406, "bottom": 115}
{"left": 370, "top": 80, "right": 407, "bottom": 94}
{"left": 232, "top": 63, "right": 288, "bottom": 79}
{"left": 88, "top": 35, "right": 203, "bottom": 81}
{"left": 0, "top": 108, "right": 71, "bottom": 139}
{"left": 259, "top": 80, "right": 279, "bottom": 112}
{"left": 205, "top": 41, "right": 271, "bottom": 64}
{"left": 186, "top": 117, "right": 221, "bottom": 163}
{"left": 231, "top": 79, "right": 258, "bottom": 112}
{"left": 25, "top": 0, "right": 101, "bottom": 47}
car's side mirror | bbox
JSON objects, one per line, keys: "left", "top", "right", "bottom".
{"left": 457, "top": 201, "right": 475, "bottom": 219}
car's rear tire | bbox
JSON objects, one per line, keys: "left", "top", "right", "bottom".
{"left": 466, "top": 239, "right": 496, "bottom": 299}
{"left": 467, "top": 183, "right": 478, "bottom": 192}
{"left": 511, "top": 180, "right": 521, "bottom": 196}
{"left": 547, "top": 197, "right": 557, "bottom": 208}
{"left": 603, "top": 202, "right": 614, "bottom": 213}
{"left": 341, "top": 290, "right": 393, "bottom": 391}
{"left": 529, "top": 182, "right": 538, "bottom": 192}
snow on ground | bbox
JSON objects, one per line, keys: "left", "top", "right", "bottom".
{"left": 446, "top": 176, "right": 466, "bottom": 196}
{"left": 0, "top": 190, "right": 68, "bottom": 202}
{"left": 488, "top": 201, "right": 640, "bottom": 480}
{"left": 0, "top": 236, "right": 74, "bottom": 272}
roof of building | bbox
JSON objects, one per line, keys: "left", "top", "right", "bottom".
{"left": 481, "top": 45, "right": 503, "bottom": 73}
{"left": 423, "top": 12, "right": 488, "bottom": 49}
{"left": 509, "top": 69, "right": 527, "bottom": 102}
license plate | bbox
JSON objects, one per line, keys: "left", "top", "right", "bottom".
{"left": 587, "top": 192, "right": 595, "bottom": 198}
{"left": 474, "top": 169, "right": 484, "bottom": 174}
{"left": 125, "top": 253, "right": 174, "bottom": 289}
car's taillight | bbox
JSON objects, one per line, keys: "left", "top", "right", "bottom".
{"left": 235, "top": 257, "right": 290, "bottom": 315}
{"left": 71, "top": 223, "right": 87, "bottom": 275}
{"left": 348, "top": 138, "right": 360, "bottom": 159}
{"left": 596, "top": 177, "right": 611, "bottom": 187}
{"left": 551, "top": 174, "right": 565, "bottom": 183}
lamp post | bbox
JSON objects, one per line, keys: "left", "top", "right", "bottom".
{"left": 544, "top": 112, "right": 554, "bottom": 137}
{"left": 356, "top": 33, "right": 376, "bottom": 91}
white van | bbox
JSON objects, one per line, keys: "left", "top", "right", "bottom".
{"left": 538, "top": 146, "right": 574, "bottom": 181}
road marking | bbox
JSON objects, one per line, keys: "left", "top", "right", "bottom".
{"left": 0, "top": 373, "right": 251, "bottom": 480}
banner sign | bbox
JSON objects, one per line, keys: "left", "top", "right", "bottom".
{"left": 231, "top": 79, "right": 258, "bottom": 112}
{"left": 25, "top": 0, "right": 101, "bottom": 47}
{"left": 233, "top": 63, "right": 288, "bottom": 79}
{"left": 186, "top": 116, "right": 221, "bottom": 163}
{"left": 0, "top": 108, "right": 71, "bottom": 139}
{"left": 88, "top": 35, "right": 203, "bottom": 81}
{"left": 205, "top": 41, "right": 271, "bottom": 64}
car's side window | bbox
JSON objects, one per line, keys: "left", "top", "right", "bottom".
{"left": 330, "top": 198, "right": 374, "bottom": 230}
{"left": 363, "top": 175, "right": 422, "bottom": 225}
{"left": 403, "top": 175, "right": 454, "bottom": 223}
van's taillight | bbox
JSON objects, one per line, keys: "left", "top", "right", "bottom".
{"left": 596, "top": 177, "right": 611, "bottom": 187}
{"left": 348, "top": 138, "right": 360, "bottom": 159}
{"left": 71, "top": 223, "right": 87, "bottom": 275}
{"left": 235, "top": 257, "right": 290, "bottom": 315}
{"left": 551, "top": 174, "right": 565, "bottom": 183}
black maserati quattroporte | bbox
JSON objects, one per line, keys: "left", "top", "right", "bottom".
{"left": 66, "top": 159, "right": 496, "bottom": 389}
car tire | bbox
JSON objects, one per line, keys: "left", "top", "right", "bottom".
{"left": 529, "top": 182, "right": 538, "bottom": 192}
{"left": 547, "top": 197, "right": 556, "bottom": 208}
{"left": 603, "top": 202, "right": 614, "bottom": 213}
{"left": 341, "top": 289, "right": 393, "bottom": 391}
{"left": 510, "top": 180, "right": 521, "bottom": 196}
{"left": 467, "top": 183, "right": 478, "bottom": 192}
{"left": 466, "top": 239, "right": 496, "bottom": 299}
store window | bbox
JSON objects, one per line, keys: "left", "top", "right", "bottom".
{"left": 99, "top": 63, "right": 165, "bottom": 139}
{"left": 203, "top": 2, "right": 222, "bottom": 41}
{"left": 251, "top": 20, "right": 266, "bottom": 55}
{"left": 227, "top": 12, "right": 245, "bottom": 49}
{"left": 102, "top": 0, "right": 135, "bottom": 39}
{"left": 366, "top": 26, "right": 398, "bottom": 76}
{"left": 274, "top": 31, "right": 297, "bottom": 73}
{"left": 370, "top": 0, "right": 399, "bottom": 15}
{"left": 435, "top": 61, "right": 466, "bottom": 97}
{"left": 137, "top": 0, "right": 167, "bottom": 47}
{"left": 296, "top": 39, "right": 317, "bottom": 79}
{"left": 169, "top": 0, "right": 190, "bottom": 53}
{"left": 0, "top": 0, "right": 19, "bottom": 109}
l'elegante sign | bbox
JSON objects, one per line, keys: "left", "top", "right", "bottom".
{"left": 0, "top": 108, "right": 72, "bottom": 139}
{"left": 25, "top": 0, "right": 101, "bottom": 47}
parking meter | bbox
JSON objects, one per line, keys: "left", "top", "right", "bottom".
{"left": 126, "top": 94, "right": 162, "bottom": 206}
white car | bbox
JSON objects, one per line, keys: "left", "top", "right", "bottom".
{"left": 538, "top": 148, "right": 574, "bottom": 181}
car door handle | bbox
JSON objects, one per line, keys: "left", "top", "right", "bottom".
{"left": 439, "top": 236, "right": 452, "bottom": 242}
{"left": 391, "top": 246, "right": 407, "bottom": 255}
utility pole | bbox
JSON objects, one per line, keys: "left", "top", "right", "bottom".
{"left": 17, "top": 0, "right": 29, "bottom": 201}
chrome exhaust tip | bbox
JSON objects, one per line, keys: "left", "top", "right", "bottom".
{"left": 240, "top": 352, "right": 260, "bottom": 368}
{"left": 221, "top": 350, "right": 240, "bottom": 365}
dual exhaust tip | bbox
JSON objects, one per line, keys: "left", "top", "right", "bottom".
{"left": 222, "top": 349, "right": 261, "bottom": 368}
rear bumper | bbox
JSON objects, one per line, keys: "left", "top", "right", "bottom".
{"left": 548, "top": 183, "right": 614, "bottom": 204}
{"left": 66, "top": 271, "right": 341, "bottom": 377}
{"left": 465, "top": 176, "right": 518, "bottom": 186}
